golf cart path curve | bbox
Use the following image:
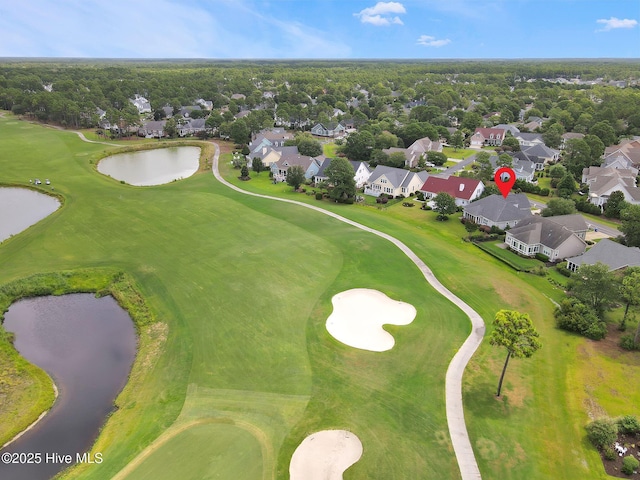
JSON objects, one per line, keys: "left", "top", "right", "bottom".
{"left": 211, "top": 143, "right": 484, "bottom": 480}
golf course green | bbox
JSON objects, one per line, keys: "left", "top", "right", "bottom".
{"left": 1, "top": 114, "right": 638, "bottom": 479}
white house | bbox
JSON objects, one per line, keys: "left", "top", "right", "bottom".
{"left": 582, "top": 166, "right": 640, "bottom": 208}
{"left": 505, "top": 215, "right": 587, "bottom": 261}
{"left": 364, "top": 166, "right": 428, "bottom": 198}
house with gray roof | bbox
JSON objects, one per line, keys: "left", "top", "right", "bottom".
{"left": 314, "top": 159, "right": 372, "bottom": 189}
{"left": 521, "top": 144, "right": 559, "bottom": 168}
{"left": 602, "top": 151, "right": 639, "bottom": 176}
{"left": 567, "top": 239, "right": 640, "bottom": 273}
{"left": 130, "top": 94, "right": 151, "bottom": 114}
{"left": 311, "top": 122, "right": 346, "bottom": 138}
{"left": 488, "top": 155, "right": 536, "bottom": 183}
{"left": 561, "top": 132, "right": 585, "bottom": 149}
{"left": 364, "top": 166, "right": 428, "bottom": 198}
{"left": 463, "top": 194, "right": 532, "bottom": 229}
{"left": 582, "top": 166, "right": 640, "bottom": 208}
{"left": 505, "top": 215, "right": 587, "bottom": 261}
{"left": 138, "top": 120, "right": 166, "bottom": 138}
{"left": 178, "top": 118, "right": 207, "bottom": 137}
{"left": 514, "top": 132, "right": 544, "bottom": 147}
{"left": 271, "top": 154, "right": 321, "bottom": 183}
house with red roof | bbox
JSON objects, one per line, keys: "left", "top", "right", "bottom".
{"left": 470, "top": 127, "right": 506, "bottom": 148}
{"left": 419, "top": 175, "right": 485, "bottom": 206}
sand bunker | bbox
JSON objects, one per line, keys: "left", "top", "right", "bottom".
{"left": 289, "top": 430, "right": 363, "bottom": 480}
{"left": 325, "top": 288, "right": 416, "bottom": 352}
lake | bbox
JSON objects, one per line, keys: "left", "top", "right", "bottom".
{"left": 0, "top": 294, "right": 137, "bottom": 480}
{"left": 0, "top": 188, "right": 60, "bottom": 242}
{"left": 97, "top": 146, "right": 200, "bottom": 185}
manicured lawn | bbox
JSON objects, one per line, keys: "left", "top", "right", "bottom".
{"left": 473, "top": 240, "right": 545, "bottom": 272}
{"left": 443, "top": 146, "right": 475, "bottom": 159}
{"left": 322, "top": 142, "right": 338, "bottom": 157}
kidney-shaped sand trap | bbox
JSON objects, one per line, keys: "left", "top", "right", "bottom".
{"left": 289, "top": 429, "right": 363, "bottom": 480}
{"left": 326, "top": 288, "right": 416, "bottom": 352}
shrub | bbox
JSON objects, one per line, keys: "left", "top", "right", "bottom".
{"left": 315, "top": 192, "right": 323, "bottom": 200}
{"left": 535, "top": 253, "right": 549, "bottom": 262}
{"left": 422, "top": 205, "right": 432, "bottom": 211}
{"left": 586, "top": 418, "right": 618, "bottom": 449}
{"left": 584, "top": 320, "right": 608, "bottom": 340}
{"left": 556, "top": 264, "right": 572, "bottom": 277}
{"left": 344, "top": 197, "right": 354, "bottom": 205}
{"left": 402, "top": 202, "right": 415, "bottom": 207}
{"left": 416, "top": 192, "right": 425, "bottom": 201}
{"left": 622, "top": 455, "right": 639, "bottom": 475}
{"left": 530, "top": 265, "right": 547, "bottom": 276}
{"left": 617, "top": 415, "right": 640, "bottom": 435}
{"left": 539, "top": 188, "right": 550, "bottom": 196}
{"left": 603, "top": 446, "right": 616, "bottom": 461}
{"left": 620, "top": 334, "right": 640, "bottom": 351}
{"left": 489, "top": 225, "right": 505, "bottom": 234}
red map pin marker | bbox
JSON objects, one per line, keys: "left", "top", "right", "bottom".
{"left": 494, "top": 167, "right": 516, "bottom": 199}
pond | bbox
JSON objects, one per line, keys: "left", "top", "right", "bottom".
{"left": 0, "top": 294, "right": 137, "bottom": 480}
{"left": 97, "top": 146, "right": 200, "bottom": 186}
{"left": 0, "top": 188, "right": 61, "bottom": 242}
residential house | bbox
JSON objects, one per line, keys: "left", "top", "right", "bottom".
{"left": 406, "top": 136, "right": 443, "bottom": 167}
{"left": 567, "top": 238, "right": 640, "bottom": 272}
{"left": 463, "top": 193, "right": 532, "bottom": 229}
{"left": 130, "top": 95, "right": 151, "bottom": 114}
{"left": 271, "top": 154, "right": 321, "bottom": 183}
{"left": 178, "top": 118, "right": 207, "bottom": 137}
{"left": 514, "top": 132, "right": 544, "bottom": 147}
{"left": 314, "top": 159, "right": 372, "bottom": 189}
{"left": 489, "top": 155, "right": 536, "bottom": 183}
{"left": 521, "top": 144, "right": 559, "bottom": 168}
{"left": 522, "top": 116, "right": 544, "bottom": 131}
{"left": 420, "top": 175, "right": 484, "bottom": 206}
{"left": 470, "top": 127, "right": 506, "bottom": 148}
{"left": 602, "top": 151, "right": 639, "bottom": 176}
{"left": 311, "top": 122, "right": 346, "bottom": 138}
{"left": 561, "top": 132, "right": 585, "bottom": 149}
{"left": 494, "top": 124, "right": 521, "bottom": 136}
{"left": 364, "top": 166, "right": 429, "bottom": 198}
{"left": 162, "top": 106, "right": 174, "bottom": 118}
{"left": 195, "top": 98, "right": 213, "bottom": 110}
{"left": 247, "top": 129, "right": 295, "bottom": 159}
{"left": 605, "top": 139, "right": 640, "bottom": 167}
{"left": 505, "top": 215, "right": 587, "bottom": 261}
{"left": 138, "top": 120, "right": 166, "bottom": 138}
{"left": 251, "top": 146, "right": 299, "bottom": 168}
{"left": 179, "top": 105, "right": 202, "bottom": 118}
{"left": 581, "top": 166, "right": 640, "bottom": 208}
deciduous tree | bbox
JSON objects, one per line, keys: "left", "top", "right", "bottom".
{"left": 490, "top": 310, "right": 541, "bottom": 397}
{"left": 325, "top": 157, "right": 356, "bottom": 202}
{"left": 620, "top": 204, "right": 640, "bottom": 247}
{"left": 541, "top": 198, "right": 577, "bottom": 217}
{"left": 620, "top": 267, "right": 640, "bottom": 330}
{"left": 286, "top": 165, "right": 306, "bottom": 190}
{"left": 433, "top": 192, "right": 457, "bottom": 220}
{"left": 568, "top": 263, "right": 617, "bottom": 318}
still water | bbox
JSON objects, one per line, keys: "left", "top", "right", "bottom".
{"left": 97, "top": 146, "right": 200, "bottom": 185}
{"left": 0, "top": 294, "right": 137, "bottom": 480}
{"left": 0, "top": 188, "right": 60, "bottom": 242}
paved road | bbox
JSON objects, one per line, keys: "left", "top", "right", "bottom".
{"left": 211, "top": 143, "right": 484, "bottom": 480}
{"left": 527, "top": 197, "right": 620, "bottom": 237}
{"left": 441, "top": 153, "right": 477, "bottom": 176}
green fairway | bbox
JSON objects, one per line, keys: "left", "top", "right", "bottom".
{"left": 121, "top": 423, "right": 264, "bottom": 480}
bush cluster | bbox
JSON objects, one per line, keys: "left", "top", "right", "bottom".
{"left": 586, "top": 418, "right": 619, "bottom": 449}
{"left": 402, "top": 202, "right": 415, "bottom": 207}
{"left": 575, "top": 198, "right": 602, "bottom": 216}
{"left": 622, "top": 455, "right": 639, "bottom": 475}
{"left": 619, "top": 334, "right": 640, "bottom": 351}
{"left": 555, "top": 298, "right": 607, "bottom": 340}
{"left": 618, "top": 415, "right": 640, "bottom": 435}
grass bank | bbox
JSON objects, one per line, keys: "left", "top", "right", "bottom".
{"left": 0, "top": 268, "right": 160, "bottom": 450}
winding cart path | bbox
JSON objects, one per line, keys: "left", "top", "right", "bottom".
{"left": 211, "top": 143, "right": 484, "bottom": 480}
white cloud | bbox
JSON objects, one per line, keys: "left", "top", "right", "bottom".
{"left": 416, "top": 35, "right": 451, "bottom": 47}
{"left": 596, "top": 17, "right": 638, "bottom": 32}
{"left": 355, "top": 2, "right": 406, "bottom": 26}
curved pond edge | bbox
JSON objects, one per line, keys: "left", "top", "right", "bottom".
{"left": 92, "top": 141, "right": 215, "bottom": 185}
{"left": 0, "top": 183, "right": 65, "bottom": 246}
{"left": 0, "top": 269, "right": 166, "bottom": 463}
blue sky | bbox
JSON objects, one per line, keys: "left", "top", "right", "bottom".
{"left": 1, "top": 0, "right": 638, "bottom": 59}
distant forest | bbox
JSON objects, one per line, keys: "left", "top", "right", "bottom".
{"left": 1, "top": 59, "right": 639, "bottom": 142}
